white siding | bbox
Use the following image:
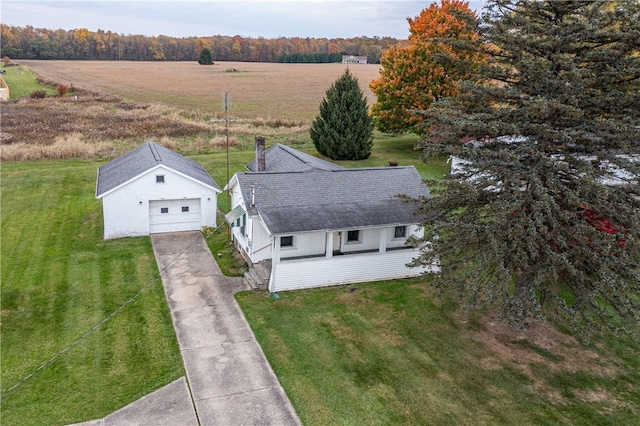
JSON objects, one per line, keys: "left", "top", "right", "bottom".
{"left": 248, "top": 218, "right": 272, "bottom": 263}
{"left": 340, "top": 228, "right": 380, "bottom": 252}
{"left": 280, "top": 232, "right": 326, "bottom": 259}
{"left": 338, "top": 226, "right": 422, "bottom": 252}
{"left": 270, "top": 248, "right": 439, "bottom": 292}
{"left": 228, "top": 179, "right": 273, "bottom": 264}
{"left": 101, "top": 166, "right": 217, "bottom": 239}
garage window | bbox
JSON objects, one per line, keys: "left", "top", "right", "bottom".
{"left": 182, "top": 206, "right": 189, "bottom": 212}
{"left": 160, "top": 207, "right": 169, "bottom": 213}
{"left": 156, "top": 175, "right": 165, "bottom": 183}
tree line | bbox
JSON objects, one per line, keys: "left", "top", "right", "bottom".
{"left": 0, "top": 24, "right": 400, "bottom": 63}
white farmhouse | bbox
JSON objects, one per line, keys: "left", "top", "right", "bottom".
{"left": 225, "top": 139, "right": 438, "bottom": 292}
{"left": 96, "top": 141, "right": 220, "bottom": 239}
{"left": 342, "top": 55, "right": 368, "bottom": 64}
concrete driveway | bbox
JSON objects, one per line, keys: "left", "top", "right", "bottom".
{"left": 72, "top": 231, "right": 300, "bottom": 426}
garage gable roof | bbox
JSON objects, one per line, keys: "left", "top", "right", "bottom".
{"left": 235, "top": 166, "right": 431, "bottom": 235}
{"left": 96, "top": 141, "right": 220, "bottom": 197}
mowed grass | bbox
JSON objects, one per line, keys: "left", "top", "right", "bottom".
{"left": 0, "top": 160, "right": 184, "bottom": 425}
{"left": 1, "top": 65, "right": 57, "bottom": 98}
{"left": 237, "top": 279, "right": 640, "bottom": 425}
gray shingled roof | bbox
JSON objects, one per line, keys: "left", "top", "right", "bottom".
{"left": 246, "top": 143, "right": 345, "bottom": 172}
{"left": 236, "top": 166, "right": 430, "bottom": 235}
{"left": 96, "top": 141, "right": 219, "bottom": 197}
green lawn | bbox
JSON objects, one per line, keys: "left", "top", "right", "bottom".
{"left": 236, "top": 279, "right": 640, "bottom": 425}
{"left": 1, "top": 65, "right": 57, "bottom": 99}
{"left": 0, "top": 160, "right": 184, "bottom": 425}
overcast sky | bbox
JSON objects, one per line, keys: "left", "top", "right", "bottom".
{"left": 1, "top": 0, "right": 489, "bottom": 39}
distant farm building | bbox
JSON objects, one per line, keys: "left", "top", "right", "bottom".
{"left": 342, "top": 55, "right": 368, "bottom": 64}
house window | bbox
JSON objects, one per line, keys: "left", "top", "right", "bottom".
{"left": 160, "top": 207, "right": 169, "bottom": 214}
{"left": 280, "top": 236, "right": 294, "bottom": 248}
{"left": 240, "top": 214, "right": 246, "bottom": 237}
{"left": 394, "top": 226, "right": 407, "bottom": 239}
{"left": 347, "top": 230, "right": 360, "bottom": 243}
{"left": 156, "top": 175, "right": 165, "bottom": 183}
{"left": 182, "top": 206, "right": 189, "bottom": 212}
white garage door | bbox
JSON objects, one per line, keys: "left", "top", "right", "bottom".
{"left": 149, "top": 199, "right": 201, "bottom": 234}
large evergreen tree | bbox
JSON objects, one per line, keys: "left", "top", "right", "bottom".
{"left": 310, "top": 69, "right": 373, "bottom": 160}
{"left": 412, "top": 0, "right": 640, "bottom": 336}
{"left": 197, "top": 47, "right": 213, "bottom": 65}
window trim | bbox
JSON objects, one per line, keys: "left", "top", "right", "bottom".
{"left": 240, "top": 214, "right": 247, "bottom": 237}
{"left": 346, "top": 229, "right": 360, "bottom": 243}
{"left": 394, "top": 225, "right": 407, "bottom": 239}
{"left": 280, "top": 235, "right": 294, "bottom": 248}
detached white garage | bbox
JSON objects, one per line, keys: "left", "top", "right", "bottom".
{"left": 96, "top": 141, "right": 221, "bottom": 240}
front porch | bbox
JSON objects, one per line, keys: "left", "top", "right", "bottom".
{"left": 269, "top": 247, "right": 439, "bottom": 292}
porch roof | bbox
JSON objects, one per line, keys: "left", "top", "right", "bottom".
{"left": 235, "top": 166, "right": 431, "bottom": 235}
{"left": 225, "top": 205, "right": 245, "bottom": 225}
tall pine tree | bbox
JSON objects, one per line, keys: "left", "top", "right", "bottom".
{"left": 412, "top": 0, "right": 640, "bottom": 336}
{"left": 197, "top": 47, "right": 213, "bottom": 65}
{"left": 310, "top": 69, "right": 373, "bottom": 160}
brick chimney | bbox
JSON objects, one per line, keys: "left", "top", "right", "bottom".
{"left": 255, "top": 136, "right": 266, "bottom": 172}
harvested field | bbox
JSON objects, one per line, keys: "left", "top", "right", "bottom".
{"left": 19, "top": 60, "right": 382, "bottom": 122}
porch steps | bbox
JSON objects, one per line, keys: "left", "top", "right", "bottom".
{"left": 243, "top": 260, "right": 272, "bottom": 291}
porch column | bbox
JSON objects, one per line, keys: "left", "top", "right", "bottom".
{"left": 273, "top": 237, "right": 281, "bottom": 264}
{"left": 325, "top": 231, "right": 333, "bottom": 259}
{"left": 379, "top": 228, "right": 387, "bottom": 253}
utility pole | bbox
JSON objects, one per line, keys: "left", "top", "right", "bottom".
{"left": 224, "top": 92, "right": 230, "bottom": 210}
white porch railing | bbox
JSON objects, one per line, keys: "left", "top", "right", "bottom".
{"left": 269, "top": 248, "right": 439, "bottom": 292}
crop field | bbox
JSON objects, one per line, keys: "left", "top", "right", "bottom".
{"left": 19, "top": 60, "right": 382, "bottom": 121}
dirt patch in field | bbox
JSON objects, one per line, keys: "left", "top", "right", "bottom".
{"left": 463, "top": 311, "right": 626, "bottom": 406}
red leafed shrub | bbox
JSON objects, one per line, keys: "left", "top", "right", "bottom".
{"left": 57, "top": 84, "right": 68, "bottom": 96}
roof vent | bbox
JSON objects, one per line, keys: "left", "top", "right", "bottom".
{"left": 149, "top": 142, "right": 163, "bottom": 163}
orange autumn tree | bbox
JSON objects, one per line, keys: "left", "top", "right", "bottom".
{"left": 370, "top": 0, "right": 484, "bottom": 134}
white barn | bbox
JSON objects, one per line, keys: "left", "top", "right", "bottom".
{"left": 342, "top": 55, "right": 368, "bottom": 64}
{"left": 96, "top": 141, "right": 220, "bottom": 240}
{"left": 225, "top": 140, "right": 438, "bottom": 292}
